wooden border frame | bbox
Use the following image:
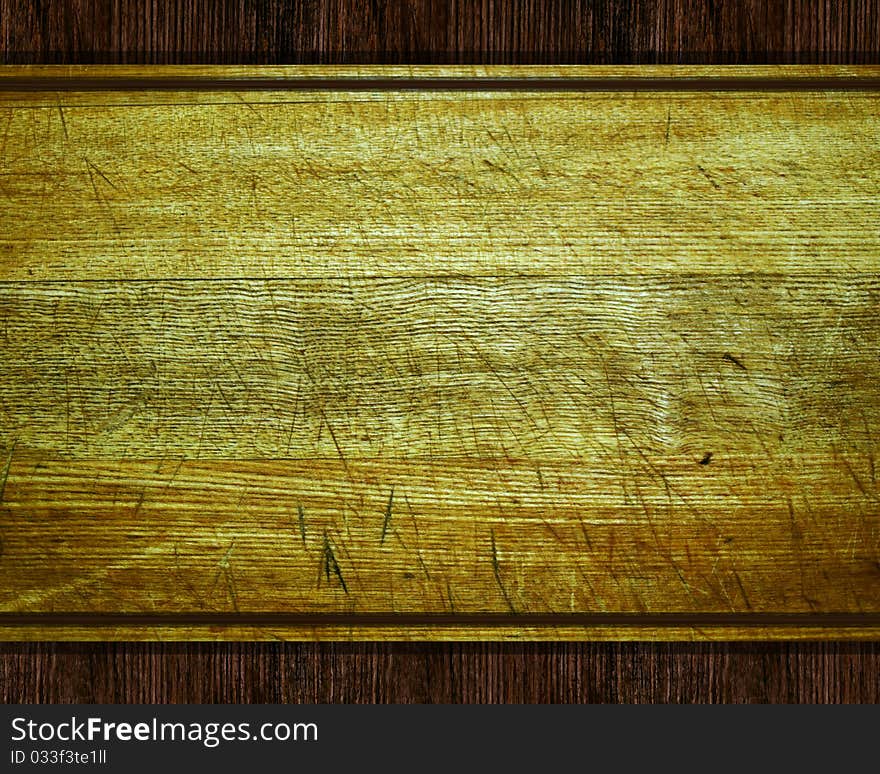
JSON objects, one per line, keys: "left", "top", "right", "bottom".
{"left": 2, "top": 64, "right": 880, "bottom": 89}
{"left": 2, "top": 65, "right": 880, "bottom": 641}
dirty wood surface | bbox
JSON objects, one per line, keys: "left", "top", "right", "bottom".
{"left": 1, "top": 66, "right": 879, "bottom": 640}
{"left": 2, "top": 0, "right": 880, "bottom": 705}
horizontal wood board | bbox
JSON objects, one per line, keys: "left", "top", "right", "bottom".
{"left": 1, "top": 66, "right": 879, "bottom": 640}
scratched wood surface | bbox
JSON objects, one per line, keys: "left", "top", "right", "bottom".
{"left": 1, "top": 66, "right": 879, "bottom": 640}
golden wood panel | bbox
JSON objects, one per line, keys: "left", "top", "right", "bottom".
{"left": 0, "top": 66, "right": 879, "bottom": 640}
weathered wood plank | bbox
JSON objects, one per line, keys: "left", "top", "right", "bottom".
{"left": 1, "top": 68, "right": 879, "bottom": 280}
{"left": 0, "top": 66, "right": 878, "bottom": 639}
{"left": 1, "top": 278, "right": 878, "bottom": 458}
{"left": 1, "top": 454, "right": 879, "bottom": 618}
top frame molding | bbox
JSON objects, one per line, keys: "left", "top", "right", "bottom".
{"left": 2, "top": 64, "right": 880, "bottom": 91}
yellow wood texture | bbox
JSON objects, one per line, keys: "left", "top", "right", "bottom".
{"left": 1, "top": 66, "right": 879, "bottom": 640}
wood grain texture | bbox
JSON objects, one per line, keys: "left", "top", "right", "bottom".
{"left": 2, "top": 0, "right": 880, "bottom": 704}
{"left": 1, "top": 67, "right": 879, "bottom": 640}
{"left": 1, "top": 1, "right": 879, "bottom": 64}
{"left": 2, "top": 642, "right": 879, "bottom": 702}
{"left": 2, "top": 68, "right": 880, "bottom": 281}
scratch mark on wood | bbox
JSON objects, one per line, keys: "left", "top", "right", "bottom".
{"left": 839, "top": 452, "right": 878, "bottom": 502}
{"left": 381, "top": 486, "right": 394, "bottom": 543}
{"left": 696, "top": 163, "right": 722, "bottom": 190}
{"left": 297, "top": 504, "right": 307, "bottom": 546}
{"left": 445, "top": 580, "right": 456, "bottom": 613}
{"left": 212, "top": 541, "right": 239, "bottom": 613}
{"left": 56, "top": 100, "right": 69, "bottom": 142}
{"left": 0, "top": 440, "right": 17, "bottom": 504}
{"left": 787, "top": 497, "right": 819, "bottom": 611}
{"left": 862, "top": 410, "right": 876, "bottom": 486}
{"left": 490, "top": 529, "right": 517, "bottom": 614}
{"left": 730, "top": 562, "right": 754, "bottom": 611}
{"left": 323, "top": 533, "right": 348, "bottom": 594}
{"left": 0, "top": 110, "right": 13, "bottom": 160}
{"left": 132, "top": 490, "right": 146, "bottom": 518}
{"left": 723, "top": 352, "right": 748, "bottom": 371}
{"left": 84, "top": 156, "right": 117, "bottom": 190}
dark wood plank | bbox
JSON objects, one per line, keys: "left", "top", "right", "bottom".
{"left": 1, "top": 1, "right": 879, "bottom": 64}
{"left": 1, "top": 0, "right": 879, "bottom": 703}
{"left": 1, "top": 642, "right": 878, "bottom": 702}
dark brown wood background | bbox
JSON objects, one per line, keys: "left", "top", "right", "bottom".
{"left": 2, "top": 0, "right": 879, "bottom": 703}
